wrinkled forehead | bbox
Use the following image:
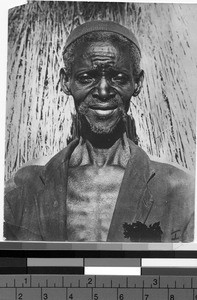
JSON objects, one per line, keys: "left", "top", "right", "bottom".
{"left": 71, "top": 40, "right": 132, "bottom": 72}
{"left": 73, "top": 39, "right": 129, "bottom": 62}
{"left": 79, "top": 40, "right": 118, "bottom": 57}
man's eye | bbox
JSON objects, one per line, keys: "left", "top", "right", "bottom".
{"left": 112, "top": 74, "right": 128, "bottom": 84}
{"left": 77, "top": 74, "right": 94, "bottom": 84}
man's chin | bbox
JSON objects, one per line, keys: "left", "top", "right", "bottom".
{"left": 79, "top": 115, "right": 126, "bottom": 147}
{"left": 85, "top": 118, "right": 121, "bottom": 136}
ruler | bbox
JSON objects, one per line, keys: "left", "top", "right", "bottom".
{"left": 1, "top": 275, "right": 197, "bottom": 300}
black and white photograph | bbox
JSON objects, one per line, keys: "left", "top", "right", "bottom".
{"left": 4, "top": 1, "right": 196, "bottom": 242}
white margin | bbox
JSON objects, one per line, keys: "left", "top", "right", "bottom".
{"left": 0, "top": 0, "right": 196, "bottom": 246}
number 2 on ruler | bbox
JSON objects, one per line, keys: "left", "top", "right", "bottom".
{"left": 18, "top": 293, "right": 23, "bottom": 300}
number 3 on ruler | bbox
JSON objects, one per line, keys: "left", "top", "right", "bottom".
{"left": 43, "top": 293, "right": 48, "bottom": 300}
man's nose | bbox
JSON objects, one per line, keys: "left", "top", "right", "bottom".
{"left": 93, "top": 76, "right": 115, "bottom": 101}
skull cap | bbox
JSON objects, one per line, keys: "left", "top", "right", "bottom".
{"left": 64, "top": 20, "right": 141, "bottom": 53}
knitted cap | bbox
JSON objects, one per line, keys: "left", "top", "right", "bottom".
{"left": 64, "top": 20, "right": 141, "bottom": 53}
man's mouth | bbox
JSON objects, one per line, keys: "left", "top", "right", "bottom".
{"left": 89, "top": 105, "right": 118, "bottom": 117}
{"left": 93, "top": 108, "right": 116, "bottom": 117}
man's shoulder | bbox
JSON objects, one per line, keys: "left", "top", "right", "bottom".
{"left": 5, "top": 139, "right": 80, "bottom": 194}
{"left": 149, "top": 155, "right": 194, "bottom": 181}
{"left": 127, "top": 139, "right": 194, "bottom": 183}
{"left": 5, "top": 164, "right": 45, "bottom": 196}
{"left": 148, "top": 155, "right": 195, "bottom": 203}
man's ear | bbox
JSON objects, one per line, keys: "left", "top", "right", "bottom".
{"left": 59, "top": 67, "right": 71, "bottom": 95}
{"left": 133, "top": 70, "right": 144, "bottom": 97}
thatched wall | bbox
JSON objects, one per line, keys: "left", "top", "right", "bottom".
{"left": 5, "top": 2, "right": 196, "bottom": 180}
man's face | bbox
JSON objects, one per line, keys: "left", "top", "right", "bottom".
{"left": 66, "top": 39, "right": 137, "bottom": 135}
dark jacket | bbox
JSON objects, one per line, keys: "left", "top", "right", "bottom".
{"left": 4, "top": 139, "right": 195, "bottom": 242}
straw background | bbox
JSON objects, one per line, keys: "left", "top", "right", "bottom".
{"left": 5, "top": 2, "right": 197, "bottom": 180}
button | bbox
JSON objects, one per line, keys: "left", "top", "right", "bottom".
{"left": 58, "top": 186, "right": 63, "bottom": 192}
{"left": 53, "top": 201, "right": 58, "bottom": 208}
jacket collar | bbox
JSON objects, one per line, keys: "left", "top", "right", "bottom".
{"left": 107, "top": 140, "right": 155, "bottom": 241}
{"left": 40, "top": 138, "right": 80, "bottom": 185}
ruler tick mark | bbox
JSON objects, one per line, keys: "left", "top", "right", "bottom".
{"left": 91, "top": 286, "right": 93, "bottom": 299}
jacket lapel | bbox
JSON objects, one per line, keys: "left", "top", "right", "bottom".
{"left": 107, "top": 143, "right": 155, "bottom": 242}
{"left": 35, "top": 139, "right": 79, "bottom": 241}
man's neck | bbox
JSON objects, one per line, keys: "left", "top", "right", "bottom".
{"left": 85, "top": 138, "right": 124, "bottom": 167}
{"left": 69, "top": 133, "right": 131, "bottom": 168}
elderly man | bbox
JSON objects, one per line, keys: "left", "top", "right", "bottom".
{"left": 4, "top": 21, "right": 194, "bottom": 242}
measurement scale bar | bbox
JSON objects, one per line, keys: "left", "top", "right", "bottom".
{"left": 1, "top": 275, "right": 197, "bottom": 300}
